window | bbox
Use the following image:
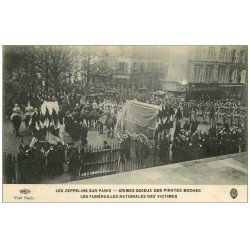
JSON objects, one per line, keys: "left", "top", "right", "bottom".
{"left": 147, "top": 63, "right": 151, "bottom": 72}
{"left": 240, "top": 70, "right": 247, "bottom": 83}
{"left": 133, "top": 63, "right": 138, "bottom": 72}
{"left": 235, "top": 51, "right": 240, "bottom": 63}
{"left": 232, "top": 50, "right": 239, "bottom": 63}
{"left": 220, "top": 48, "right": 226, "bottom": 62}
{"left": 196, "top": 48, "right": 205, "bottom": 61}
{"left": 125, "top": 63, "right": 128, "bottom": 74}
{"left": 194, "top": 66, "right": 202, "bottom": 82}
{"left": 242, "top": 51, "right": 247, "bottom": 63}
{"left": 208, "top": 47, "right": 215, "bottom": 61}
{"left": 140, "top": 63, "right": 145, "bottom": 72}
{"left": 196, "top": 48, "right": 201, "bottom": 60}
{"left": 231, "top": 69, "right": 239, "bottom": 83}
{"left": 218, "top": 67, "right": 225, "bottom": 83}
{"left": 205, "top": 66, "right": 213, "bottom": 83}
{"left": 118, "top": 62, "right": 126, "bottom": 74}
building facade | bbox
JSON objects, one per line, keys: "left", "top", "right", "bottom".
{"left": 111, "top": 46, "right": 169, "bottom": 90}
{"left": 186, "top": 45, "right": 248, "bottom": 98}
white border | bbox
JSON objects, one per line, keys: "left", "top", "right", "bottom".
{"left": 0, "top": 1, "right": 250, "bottom": 250}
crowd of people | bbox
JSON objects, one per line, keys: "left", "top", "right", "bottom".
{"left": 171, "top": 122, "right": 247, "bottom": 163}
{"left": 3, "top": 78, "right": 248, "bottom": 183}
{"left": 4, "top": 140, "right": 81, "bottom": 183}
{"left": 155, "top": 95, "right": 247, "bottom": 164}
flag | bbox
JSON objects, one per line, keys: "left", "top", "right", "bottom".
{"left": 46, "top": 130, "right": 62, "bottom": 145}
{"left": 35, "top": 122, "right": 40, "bottom": 131}
{"left": 29, "top": 137, "right": 38, "bottom": 148}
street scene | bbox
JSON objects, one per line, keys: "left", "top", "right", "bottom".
{"left": 2, "top": 45, "right": 248, "bottom": 184}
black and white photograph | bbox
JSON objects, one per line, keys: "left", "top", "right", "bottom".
{"left": 1, "top": 1, "right": 250, "bottom": 250}
{"left": 2, "top": 45, "right": 248, "bottom": 188}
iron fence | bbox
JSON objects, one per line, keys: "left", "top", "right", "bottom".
{"left": 3, "top": 143, "right": 170, "bottom": 183}
{"left": 77, "top": 143, "right": 167, "bottom": 180}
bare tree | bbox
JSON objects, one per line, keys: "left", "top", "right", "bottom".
{"left": 4, "top": 45, "right": 114, "bottom": 91}
{"left": 79, "top": 46, "right": 114, "bottom": 88}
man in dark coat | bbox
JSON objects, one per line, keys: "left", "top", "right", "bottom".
{"left": 241, "top": 125, "right": 247, "bottom": 152}
{"left": 174, "top": 122, "right": 181, "bottom": 138}
{"left": 191, "top": 118, "right": 199, "bottom": 135}
{"left": 159, "top": 136, "right": 171, "bottom": 164}
{"left": 209, "top": 106, "right": 216, "bottom": 128}
{"left": 33, "top": 147, "right": 46, "bottom": 181}
{"left": 71, "top": 120, "right": 80, "bottom": 141}
{"left": 58, "top": 109, "right": 64, "bottom": 125}
{"left": 64, "top": 112, "right": 71, "bottom": 133}
{"left": 46, "top": 146, "right": 57, "bottom": 178}
{"left": 18, "top": 146, "right": 31, "bottom": 183}
{"left": 68, "top": 148, "right": 80, "bottom": 181}
{"left": 79, "top": 122, "right": 88, "bottom": 146}
{"left": 5, "top": 154, "right": 16, "bottom": 184}
{"left": 56, "top": 143, "right": 66, "bottom": 175}
{"left": 29, "top": 108, "right": 39, "bottom": 135}
{"left": 183, "top": 120, "right": 190, "bottom": 131}
{"left": 175, "top": 107, "right": 182, "bottom": 123}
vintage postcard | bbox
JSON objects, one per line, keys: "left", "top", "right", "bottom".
{"left": 2, "top": 45, "right": 248, "bottom": 202}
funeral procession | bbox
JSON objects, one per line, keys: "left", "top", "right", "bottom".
{"left": 2, "top": 45, "right": 248, "bottom": 185}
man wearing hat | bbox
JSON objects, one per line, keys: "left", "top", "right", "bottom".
{"left": 11, "top": 103, "right": 22, "bottom": 136}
